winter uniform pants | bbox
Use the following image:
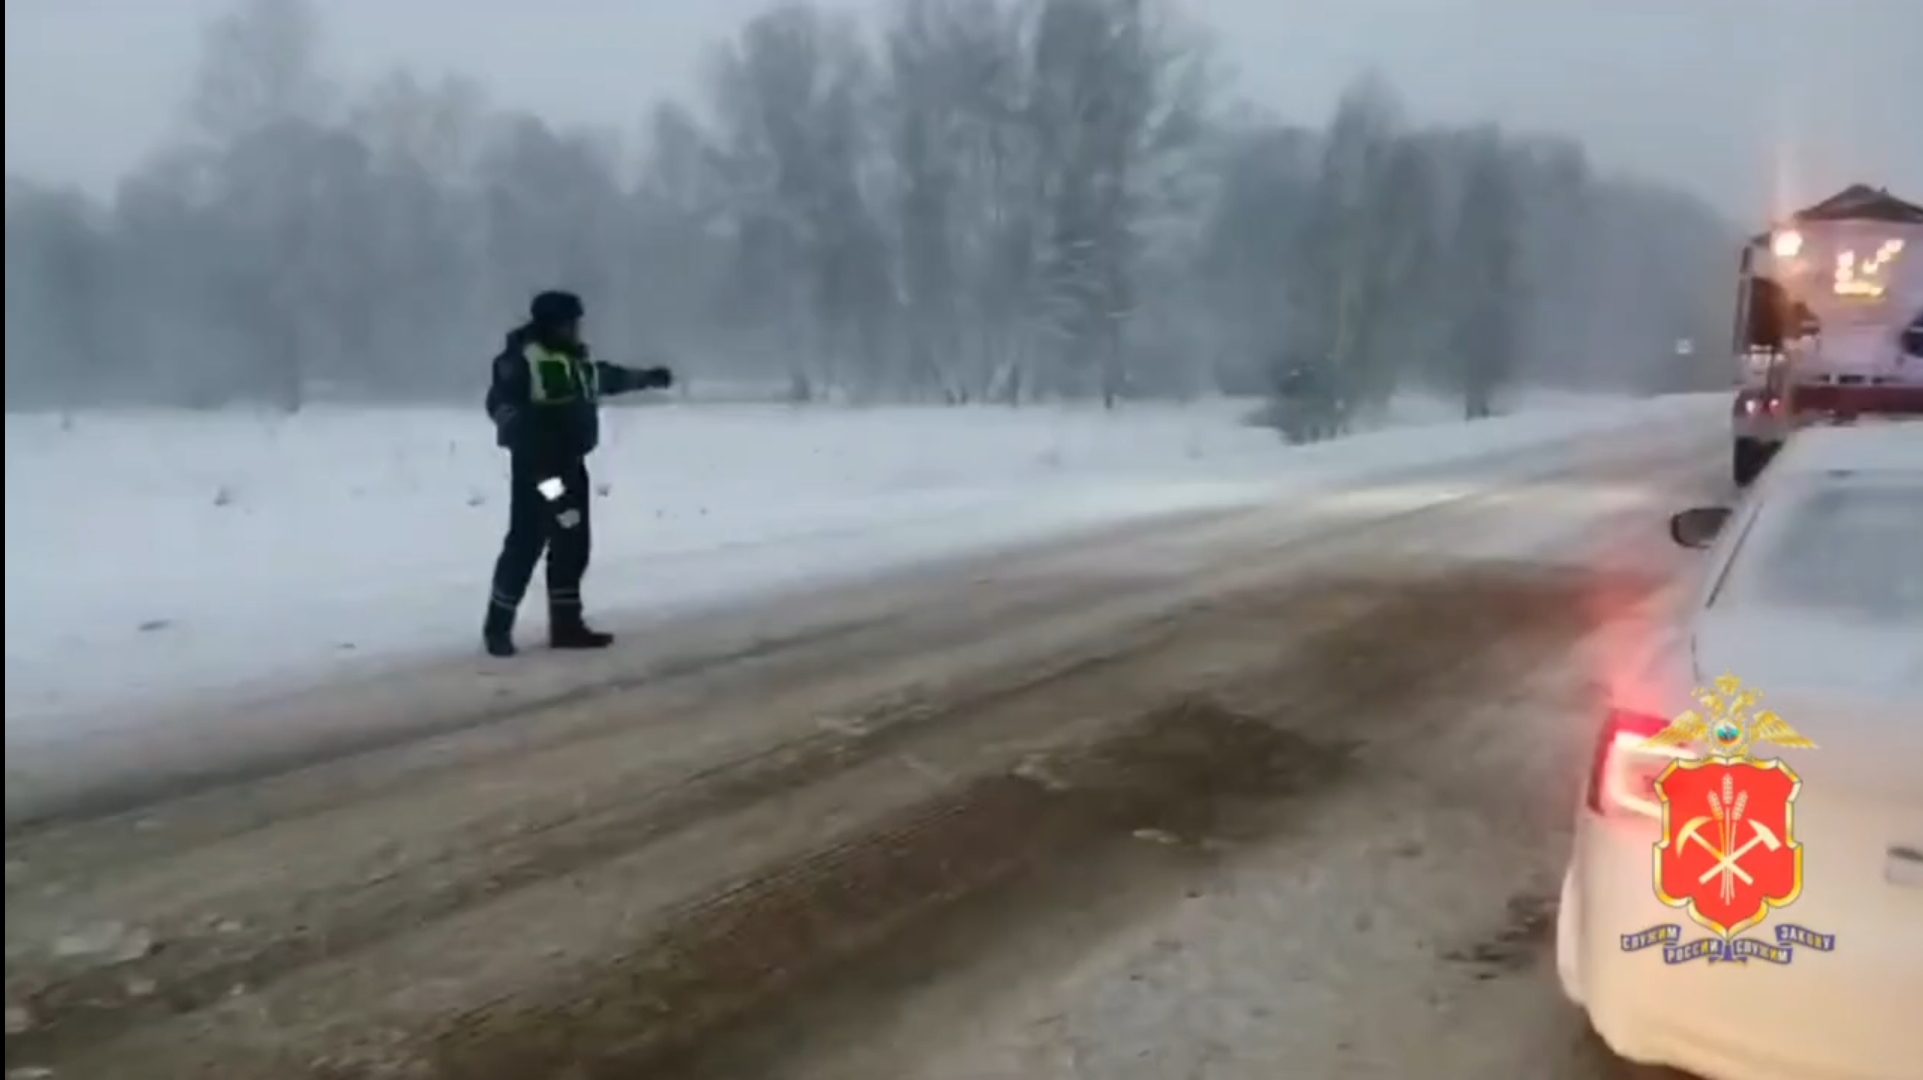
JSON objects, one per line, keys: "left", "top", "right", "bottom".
{"left": 489, "top": 456, "right": 592, "bottom": 626}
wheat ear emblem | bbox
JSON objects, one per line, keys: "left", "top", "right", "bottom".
{"left": 1705, "top": 776, "right": 1751, "bottom": 904}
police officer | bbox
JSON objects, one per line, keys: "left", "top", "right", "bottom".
{"left": 483, "top": 290, "right": 673, "bottom": 656}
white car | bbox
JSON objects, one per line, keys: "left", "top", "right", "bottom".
{"left": 1558, "top": 421, "right": 1923, "bottom": 1080}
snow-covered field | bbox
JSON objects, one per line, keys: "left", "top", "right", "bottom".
{"left": 4, "top": 392, "right": 1718, "bottom": 738}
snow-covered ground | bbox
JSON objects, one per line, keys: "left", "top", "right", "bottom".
{"left": 4, "top": 391, "right": 1719, "bottom": 739}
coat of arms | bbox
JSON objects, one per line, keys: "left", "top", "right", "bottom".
{"left": 1619, "top": 674, "right": 1838, "bottom": 964}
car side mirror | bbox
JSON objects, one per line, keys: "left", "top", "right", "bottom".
{"left": 1668, "top": 507, "right": 1731, "bottom": 549}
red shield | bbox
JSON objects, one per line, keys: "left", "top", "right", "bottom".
{"left": 1652, "top": 757, "right": 1803, "bottom": 938}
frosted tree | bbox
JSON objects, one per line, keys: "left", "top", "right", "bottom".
{"left": 888, "top": 0, "right": 969, "bottom": 400}
{"left": 706, "top": 2, "right": 894, "bottom": 399}
{"left": 345, "top": 71, "right": 491, "bottom": 391}
{"left": 1028, "top": 0, "right": 1201, "bottom": 406}
{"left": 1193, "top": 113, "right": 1319, "bottom": 392}
{"left": 630, "top": 102, "right": 731, "bottom": 371}
{"left": 1442, "top": 127, "right": 1523, "bottom": 419}
{"left": 186, "top": 0, "right": 331, "bottom": 146}
{"left": 884, "top": 0, "right": 1046, "bottom": 403}
{"left": 179, "top": 0, "right": 351, "bottom": 409}
{"left": 2, "top": 187, "right": 105, "bottom": 413}
{"left": 1280, "top": 74, "right": 1436, "bottom": 418}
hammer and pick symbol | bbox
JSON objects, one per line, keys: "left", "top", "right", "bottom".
{"left": 1675, "top": 816, "right": 1752, "bottom": 884}
{"left": 1699, "top": 819, "right": 1784, "bottom": 885}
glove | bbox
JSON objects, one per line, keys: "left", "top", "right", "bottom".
{"left": 638, "top": 366, "right": 674, "bottom": 390}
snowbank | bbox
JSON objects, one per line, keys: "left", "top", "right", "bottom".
{"left": 5, "top": 392, "right": 1719, "bottom": 736}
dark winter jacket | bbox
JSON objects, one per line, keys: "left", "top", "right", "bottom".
{"left": 485, "top": 325, "right": 671, "bottom": 468}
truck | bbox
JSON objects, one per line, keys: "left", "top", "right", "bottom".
{"left": 1728, "top": 183, "right": 1923, "bottom": 485}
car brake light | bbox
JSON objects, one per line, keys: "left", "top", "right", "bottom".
{"left": 1584, "top": 709, "right": 1689, "bottom": 818}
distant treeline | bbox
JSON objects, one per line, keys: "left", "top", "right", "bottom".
{"left": 5, "top": 0, "right": 1742, "bottom": 414}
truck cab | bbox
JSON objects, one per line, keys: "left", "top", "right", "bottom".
{"left": 1729, "top": 184, "right": 1923, "bottom": 485}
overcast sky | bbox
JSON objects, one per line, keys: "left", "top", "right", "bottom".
{"left": 7, "top": 0, "right": 1920, "bottom": 218}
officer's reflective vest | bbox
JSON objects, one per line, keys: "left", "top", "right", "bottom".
{"left": 524, "top": 343, "right": 599, "bottom": 405}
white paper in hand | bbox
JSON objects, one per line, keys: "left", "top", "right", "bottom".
{"left": 537, "top": 477, "right": 567, "bottom": 501}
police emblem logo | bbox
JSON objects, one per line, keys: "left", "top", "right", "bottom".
{"left": 1619, "top": 674, "right": 1839, "bottom": 965}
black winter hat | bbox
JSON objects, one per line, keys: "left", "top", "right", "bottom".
{"left": 530, "top": 290, "right": 585, "bottom": 326}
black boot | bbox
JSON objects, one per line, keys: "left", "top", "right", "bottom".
{"left": 549, "top": 607, "right": 614, "bottom": 650}
{"left": 483, "top": 602, "right": 518, "bottom": 657}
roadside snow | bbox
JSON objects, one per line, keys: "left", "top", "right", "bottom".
{"left": 5, "top": 393, "right": 1718, "bottom": 737}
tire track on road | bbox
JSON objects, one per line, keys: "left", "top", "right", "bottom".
{"left": 619, "top": 565, "right": 1656, "bottom": 1080}
{"left": 755, "top": 588, "right": 1686, "bottom": 1080}
{"left": 430, "top": 569, "right": 1654, "bottom": 1079}
{"left": 4, "top": 573, "right": 1378, "bottom": 1067}
{"left": 12, "top": 564, "right": 1649, "bottom": 1080}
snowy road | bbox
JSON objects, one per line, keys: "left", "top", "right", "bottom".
{"left": 4, "top": 415, "right": 1724, "bottom": 1080}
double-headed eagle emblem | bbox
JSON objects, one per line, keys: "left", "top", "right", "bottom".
{"left": 1641, "top": 673, "right": 1818, "bottom": 761}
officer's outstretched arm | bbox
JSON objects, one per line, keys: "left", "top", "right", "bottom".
{"left": 596, "top": 361, "right": 674, "bottom": 395}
